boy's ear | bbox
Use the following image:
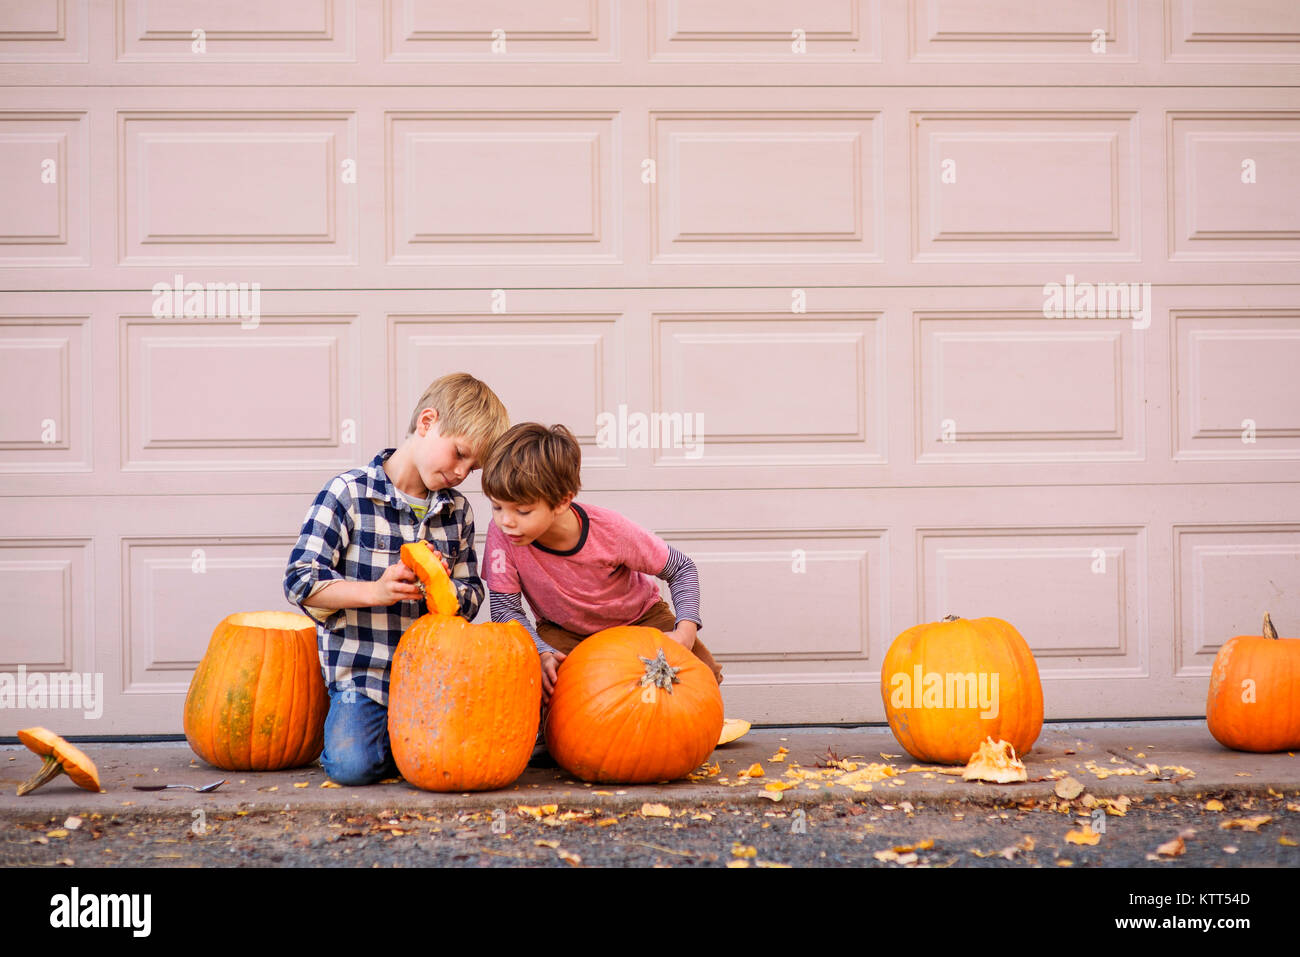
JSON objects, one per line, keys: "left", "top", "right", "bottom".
{"left": 417, "top": 407, "right": 440, "bottom": 435}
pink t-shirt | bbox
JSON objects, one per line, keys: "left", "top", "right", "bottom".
{"left": 484, "top": 502, "right": 669, "bottom": 636}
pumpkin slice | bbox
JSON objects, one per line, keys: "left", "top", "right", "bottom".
{"left": 400, "top": 542, "right": 459, "bottom": 616}
{"left": 16, "top": 727, "right": 102, "bottom": 796}
{"left": 717, "top": 718, "right": 751, "bottom": 746}
{"left": 961, "top": 736, "right": 1027, "bottom": 784}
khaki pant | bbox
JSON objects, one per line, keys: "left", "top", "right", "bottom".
{"left": 536, "top": 599, "right": 723, "bottom": 684}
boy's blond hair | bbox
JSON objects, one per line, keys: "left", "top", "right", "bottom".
{"left": 481, "top": 422, "right": 581, "bottom": 509}
{"left": 407, "top": 372, "right": 509, "bottom": 458}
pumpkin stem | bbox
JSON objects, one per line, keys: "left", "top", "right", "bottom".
{"left": 16, "top": 754, "right": 63, "bottom": 797}
{"left": 638, "top": 649, "right": 681, "bottom": 694}
{"left": 942, "top": 615, "right": 961, "bottom": 622}
{"left": 1263, "top": 612, "right": 1278, "bottom": 640}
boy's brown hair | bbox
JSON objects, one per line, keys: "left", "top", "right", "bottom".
{"left": 406, "top": 372, "right": 510, "bottom": 459}
{"left": 481, "top": 422, "right": 581, "bottom": 508}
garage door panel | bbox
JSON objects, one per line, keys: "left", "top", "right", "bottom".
{"left": 1175, "top": 525, "right": 1300, "bottom": 677}
{"left": 117, "top": 0, "right": 355, "bottom": 62}
{"left": 0, "top": 112, "right": 88, "bottom": 264}
{"left": 120, "top": 111, "right": 357, "bottom": 265}
{"left": 1170, "top": 112, "right": 1300, "bottom": 260}
{"left": 1166, "top": 0, "right": 1300, "bottom": 62}
{"left": 1173, "top": 310, "right": 1300, "bottom": 460}
{"left": 912, "top": 0, "right": 1137, "bottom": 62}
{"left": 122, "top": 537, "right": 296, "bottom": 695}
{"left": 919, "top": 528, "right": 1148, "bottom": 678}
{"left": 0, "top": 315, "right": 89, "bottom": 472}
{"left": 122, "top": 314, "right": 361, "bottom": 470}
{"left": 0, "top": 539, "right": 88, "bottom": 672}
{"left": 0, "top": 0, "right": 88, "bottom": 63}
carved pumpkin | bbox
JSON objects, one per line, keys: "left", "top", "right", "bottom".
{"left": 544, "top": 626, "right": 724, "bottom": 784}
{"left": 1206, "top": 612, "right": 1300, "bottom": 753}
{"left": 881, "top": 615, "right": 1043, "bottom": 765}
{"left": 400, "top": 541, "right": 459, "bottom": 616}
{"left": 183, "top": 611, "right": 328, "bottom": 771}
{"left": 388, "top": 614, "right": 541, "bottom": 792}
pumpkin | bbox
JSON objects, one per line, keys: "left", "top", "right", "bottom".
{"left": 544, "top": 626, "right": 724, "bottom": 784}
{"left": 1206, "top": 612, "right": 1300, "bottom": 753}
{"left": 400, "top": 541, "right": 459, "bottom": 616}
{"left": 183, "top": 611, "right": 328, "bottom": 771}
{"left": 16, "top": 727, "right": 101, "bottom": 796}
{"left": 388, "top": 614, "right": 541, "bottom": 792}
{"left": 881, "top": 615, "right": 1043, "bottom": 765}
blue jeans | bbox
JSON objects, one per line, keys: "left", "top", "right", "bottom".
{"left": 320, "top": 687, "right": 398, "bottom": 786}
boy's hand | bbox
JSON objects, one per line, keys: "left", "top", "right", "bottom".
{"left": 665, "top": 622, "right": 698, "bottom": 651}
{"left": 539, "top": 650, "right": 567, "bottom": 704}
{"left": 371, "top": 561, "right": 423, "bottom": 606}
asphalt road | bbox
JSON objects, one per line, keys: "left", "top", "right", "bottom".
{"left": 4, "top": 791, "right": 1297, "bottom": 869}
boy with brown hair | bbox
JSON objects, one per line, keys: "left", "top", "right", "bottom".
{"left": 481, "top": 422, "right": 722, "bottom": 705}
{"left": 283, "top": 372, "right": 509, "bottom": 785}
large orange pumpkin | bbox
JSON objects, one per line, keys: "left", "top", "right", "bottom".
{"left": 388, "top": 614, "right": 541, "bottom": 792}
{"left": 1206, "top": 612, "right": 1300, "bottom": 753}
{"left": 184, "top": 611, "right": 328, "bottom": 771}
{"left": 544, "top": 626, "right": 724, "bottom": 784}
{"left": 881, "top": 615, "right": 1043, "bottom": 765}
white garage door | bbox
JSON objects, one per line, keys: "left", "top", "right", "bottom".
{"left": 1, "top": 0, "right": 1298, "bottom": 735}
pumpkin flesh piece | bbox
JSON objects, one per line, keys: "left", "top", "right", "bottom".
{"left": 400, "top": 543, "right": 460, "bottom": 617}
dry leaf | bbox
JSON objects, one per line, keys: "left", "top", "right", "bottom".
{"left": 640, "top": 803, "right": 671, "bottom": 818}
{"left": 596, "top": 818, "right": 618, "bottom": 827}
{"left": 321, "top": 781, "right": 341, "bottom": 788}
{"left": 1224, "top": 845, "right": 1238, "bottom": 854}
{"left": 63, "top": 816, "right": 82, "bottom": 830}
{"left": 556, "top": 849, "right": 582, "bottom": 866}
{"left": 1204, "top": 799, "right": 1225, "bottom": 812}
{"left": 1279, "top": 836, "right": 1297, "bottom": 847}
{"left": 1056, "top": 859, "right": 1073, "bottom": 867}
{"left": 1220, "top": 815, "right": 1271, "bottom": 832}
{"left": 1054, "top": 777, "right": 1084, "bottom": 800}
{"left": 1155, "top": 836, "right": 1185, "bottom": 857}
{"left": 726, "top": 860, "right": 749, "bottom": 868}
{"left": 731, "top": 844, "right": 758, "bottom": 858}
{"left": 755, "top": 861, "right": 791, "bottom": 868}
{"left": 765, "top": 780, "right": 795, "bottom": 792}
{"left": 758, "top": 791, "right": 783, "bottom": 802}
{"left": 45, "top": 829, "right": 69, "bottom": 839}
{"left": 293, "top": 782, "right": 309, "bottom": 789}
{"left": 1065, "top": 826, "right": 1101, "bottom": 846}
{"left": 534, "top": 839, "right": 559, "bottom": 848}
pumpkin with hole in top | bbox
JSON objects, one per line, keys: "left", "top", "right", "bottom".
{"left": 881, "top": 615, "right": 1043, "bottom": 765}
{"left": 387, "top": 614, "right": 541, "bottom": 791}
{"left": 1206, "top": 612, "right": 1300, "bottom": 753}
{"left": 543, "top": 625, "right": 724, "bottom": 784}
{"left": 183, "top": 611, "right": 329, "bottom": 771}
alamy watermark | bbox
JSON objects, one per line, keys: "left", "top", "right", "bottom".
{"left": 0, "top": 666, "right": 103, "bottom": 719}
{"left": 151, "top": 273, "right": 261, "bottom": 329}
{"left": 595, "top": 405, "right": 705, "bottom": 459}
{"left": 888, "top": 666, "right": 1000, "bottom": 719}
{"left": 1042, "top": 274, "right": 1151, "bottom": 329}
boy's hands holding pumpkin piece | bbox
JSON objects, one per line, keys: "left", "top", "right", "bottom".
{"left": 371, "top": 561, "right": 423, "bottom": 606}
{"left": 539, "top": 650, "right": 567, "bottom": 704}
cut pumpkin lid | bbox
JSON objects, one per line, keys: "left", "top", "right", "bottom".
{"left": 16, "top": 727, "right": 102, "bottom": 795}
{"left": 717, "top": 718, "right": 751, "bottom": 746}
{"left": 400, "top": 541, "right": 460, "bottom": 617}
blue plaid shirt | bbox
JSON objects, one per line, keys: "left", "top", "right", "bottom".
{"left": 283, "top": 449, "right": 483, "bottom": 707}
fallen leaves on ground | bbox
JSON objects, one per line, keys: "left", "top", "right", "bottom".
{"left": 1204, "top": 799, "right": 1225, "bottom": 812}
{"left": 1153, "top": 836, "right": 1185, "bottom": 858}
{"left": 1054, "top": 776, "right": 1084, "bottom": 800}
{"left": 1220, "top": 815, "right": 1271, "bottom": 832}
{"left": 1065, "top": 826, "right": 1101, "bottom": 846}
{"left": 640, "top": 803, "right": 672, "bottom": 818}
{"left": 731, "top": 843, "right": 757, "bottom": 859}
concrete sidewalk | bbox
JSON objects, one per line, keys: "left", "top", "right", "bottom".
{"left": 2, "top": 722, "right": 1296, "bottom": 817}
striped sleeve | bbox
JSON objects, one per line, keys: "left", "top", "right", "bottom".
{"left": 490, "top": 590, "right": 559, "bottom": 657}
{"left": 658, "top": 545, "right": 702, "bottom": 629}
